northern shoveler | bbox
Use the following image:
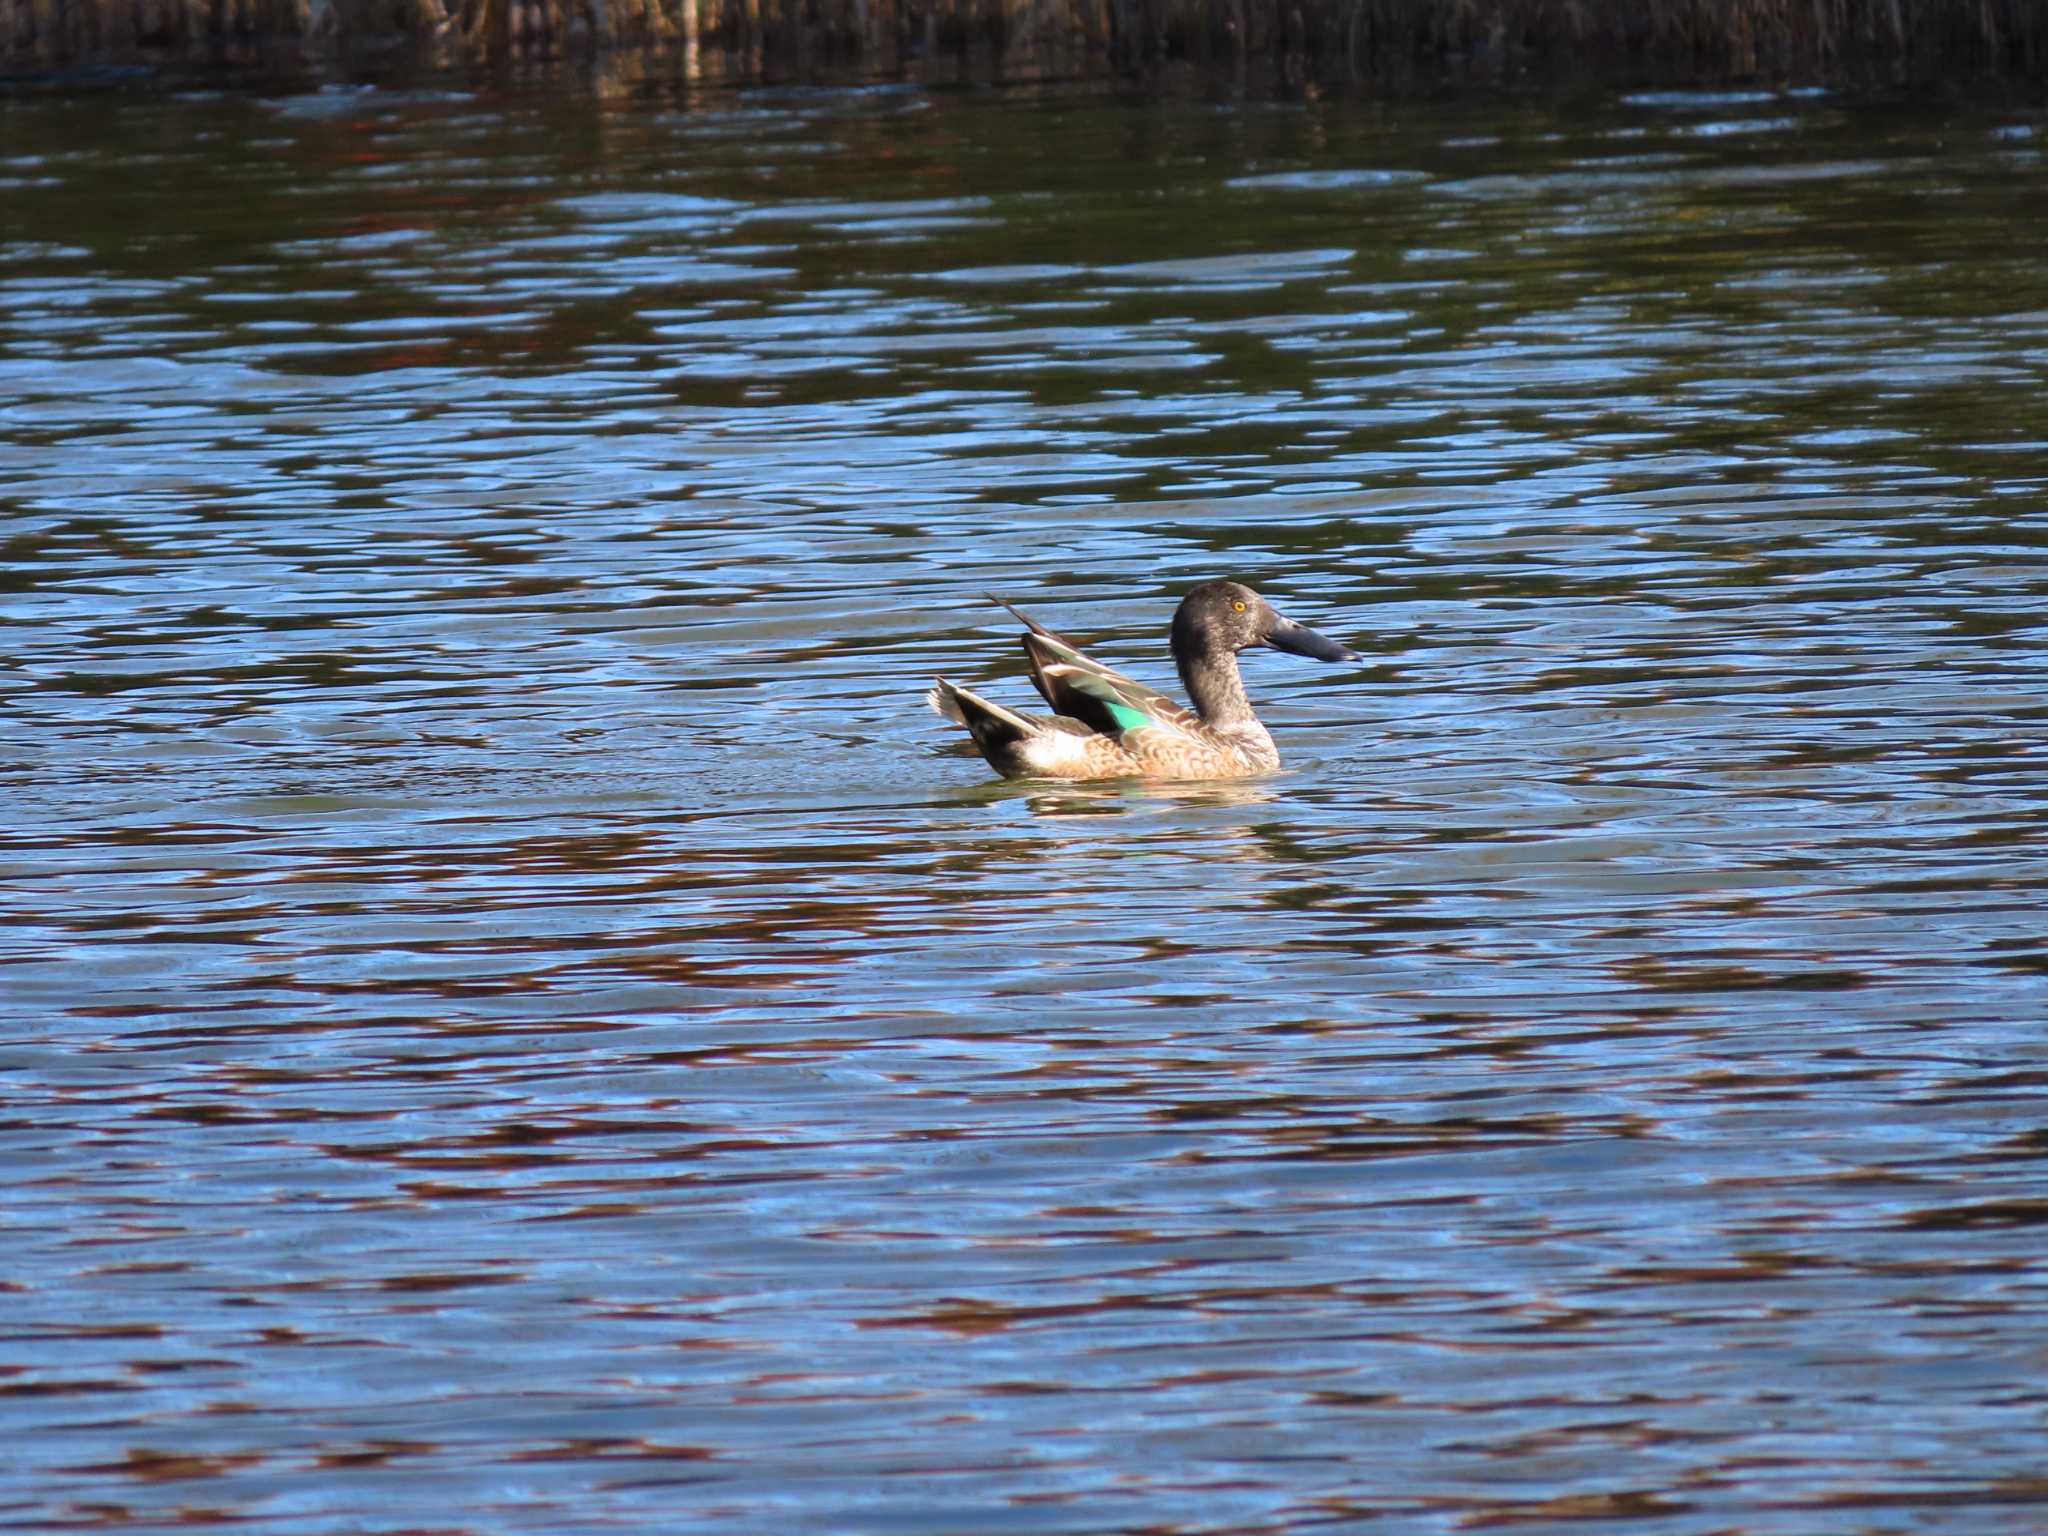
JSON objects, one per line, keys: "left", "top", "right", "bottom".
{"left": 926, "top": 579, "right": 1359, "bottom": 781}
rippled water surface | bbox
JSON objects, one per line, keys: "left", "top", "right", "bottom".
{"left": 4, "top": 73, "right": 2047, "bottom": 1535}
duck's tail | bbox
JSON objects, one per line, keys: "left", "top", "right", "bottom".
{"left": 927, "top": 678, "right": 1044, "bottom": 763}
{"left": 925, "top": 679, "right": 968, "bottom": 725}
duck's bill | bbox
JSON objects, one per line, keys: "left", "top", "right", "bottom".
{"left": 1266, "top": 615, "right": 1361, "bottom": 663}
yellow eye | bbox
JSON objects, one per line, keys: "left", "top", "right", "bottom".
{"left": 1231, "top": 599, "right": 1246, "bottom": 612}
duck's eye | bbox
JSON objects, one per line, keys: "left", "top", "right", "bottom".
{"left": 1231, "top": 599, "right": 1246, "bottom": 613}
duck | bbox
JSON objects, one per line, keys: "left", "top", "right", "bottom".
{"left": 926, "top": 579, "right": 1359, "bottom": 781}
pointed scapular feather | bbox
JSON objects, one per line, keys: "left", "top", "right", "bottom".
{"left": 988, "top": 594, "right": 1071, "bottom": 644}
{"left": 1041, "top": 652, "right": 1197, "bottom": 736}
{"left": 1011, "top": 626, "right": 1199, "bottom": 742}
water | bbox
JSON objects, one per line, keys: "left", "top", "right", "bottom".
{"left": 3, "top": 71, "right": 2047, "bottom": 1535}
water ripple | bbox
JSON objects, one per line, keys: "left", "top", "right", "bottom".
{"left": 2, "top": 79, "right": 2046, "bottom": 1536}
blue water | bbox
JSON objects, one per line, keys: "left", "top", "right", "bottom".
{"left": 3, "top": 75, "right": 2046, "bottom": 1535}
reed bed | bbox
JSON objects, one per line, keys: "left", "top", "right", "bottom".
{"left": 4, "top": 0, "right": 2044, "bottom": 83}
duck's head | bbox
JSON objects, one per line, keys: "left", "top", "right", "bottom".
{"left": 1171, "top": 579, "right": 1360, "bottom": 665}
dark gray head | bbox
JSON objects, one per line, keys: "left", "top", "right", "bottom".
{"left": 1169, "top": 579, "right": 1360, "bottom": 667}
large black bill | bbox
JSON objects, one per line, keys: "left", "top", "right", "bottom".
{"left": 1266, "top": 615, "right": 1361, "bottom": 663}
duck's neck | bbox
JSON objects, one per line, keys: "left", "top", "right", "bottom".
{"left": 1178, "top": 646, "right": 1279, "bottom": 770}
{"left": 1177, "top": 645, "right": 1259, "bottom": 730}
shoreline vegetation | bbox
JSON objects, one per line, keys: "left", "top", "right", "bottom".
{"left": 4, "top": 0, "right": 2046, "bottom": 87}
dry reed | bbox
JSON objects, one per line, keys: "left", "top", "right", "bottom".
{"left": 3, "top": 0, "right": 2043, "bottom": 83}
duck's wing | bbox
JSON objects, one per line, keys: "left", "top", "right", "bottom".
{"left": 989, "top": 594, "right": 1200, "bottom": 739}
